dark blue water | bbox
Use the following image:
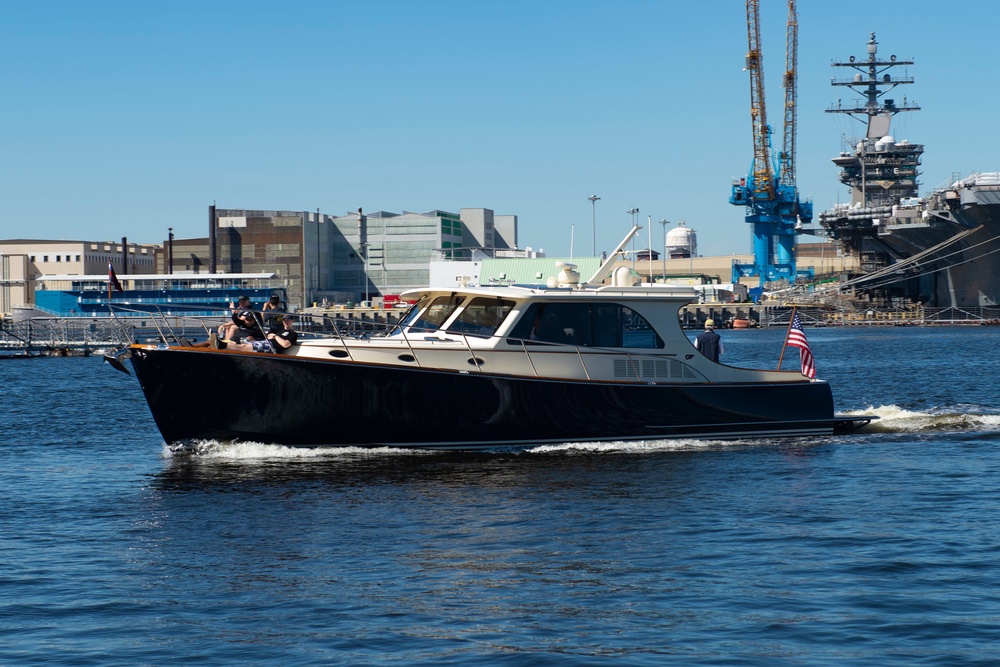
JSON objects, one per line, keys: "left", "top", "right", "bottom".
{"left": 3, "top": 326, "right": 1000, "bottom": 666}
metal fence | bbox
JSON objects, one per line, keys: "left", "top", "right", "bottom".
{"left": 757, "top": 305, "right": 1000, "bottom": 327}
{"left": 4, "top": 304, "right": 997, "bottom": 357}
{"left": 0, "top": 309, "right": 407, "bottom": 356}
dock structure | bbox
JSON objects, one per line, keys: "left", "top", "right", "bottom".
{"left": 0, "top": 316, "right": 204, "bottom": 357}
{"left": 5, "top": 304, "right": 1000, "bottom": 358}
{"left": 682, "top": 304, "right": 1000, "bottom": 328}
{"left": 0, "top": 309, "right": 408, "bottom": 357}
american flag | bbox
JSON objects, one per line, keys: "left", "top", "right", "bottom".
{"left": 786, "top": 312, "right": 815, "bottom": 378}
{"left": 108, "top": 262, "right": 124, "bottom": 292}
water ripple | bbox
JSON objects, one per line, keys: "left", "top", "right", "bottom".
{"left": 6, "top": 336, "right": 1000, "bottom": 665}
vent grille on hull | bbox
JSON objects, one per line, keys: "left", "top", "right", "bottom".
{"left": 614, "top": 358, "right": 696, "bottom": 380}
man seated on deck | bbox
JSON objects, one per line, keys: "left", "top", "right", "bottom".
{"left": 261, "top": 294, "right": 286, "bottom": 326}
{"left": 218, "top": 295, "right": 264, "bottom": 343}
{"left": 218, "top": 315, "right": 298, "bottom": 353}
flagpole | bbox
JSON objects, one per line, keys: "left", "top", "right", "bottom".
{"left": 777, "top": 306, "right": 797, "bottom": 371}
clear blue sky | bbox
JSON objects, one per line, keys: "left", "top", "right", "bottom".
{"left": 2, "top": 1, "right": 997, "bottom": 258}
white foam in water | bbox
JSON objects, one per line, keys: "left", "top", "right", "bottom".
{"left": 844, "top": 404, "right": 1000, "bottom": 433}
{"left": 974, "top": 414, "right": 1000, "bottom": 427}
{"left": 159, "top": 404, "right": 1000, "bottom": 461}
{"left": 529, "top": 438, "right": 738, "bottom": 454}
{"left": 162, "top": 440, "right": 431, "bottom": 460}
{"left": 162, "top": 438, "right": 740, "bottom": 460}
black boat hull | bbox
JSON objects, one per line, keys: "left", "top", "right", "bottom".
{"left": 129, "top": 346, "right": 844, "bottom": 450}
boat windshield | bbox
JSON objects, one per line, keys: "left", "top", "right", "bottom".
{"left": 395, "top": 297, "right": 428, "bottom": 329}
{"left": 445, "top": 297, "right": 516, "bottom": 337}
{"left": 405, "top": 295, "right": 466, "bottom": 334}
{"left": 506, "top": 302, "right": 663, "bottom": 348}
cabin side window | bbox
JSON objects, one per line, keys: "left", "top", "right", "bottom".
{"left": 505, "top": 303, "right": 575, "bottom": 344}
{"left": 606, "top": 305, "right": 663, "bottom": 348}
{"left": 446, "top": 297, "right": 516, "bottom": 337}
{"left": 506, "top": 302, "right": 662, "bottom": 348}
{"left": 406, "top": 296, "right": 466, "bottom": 333}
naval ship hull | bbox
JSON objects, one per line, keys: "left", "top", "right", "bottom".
{"left": 821, "top": 174, "right": 1000, "bottom": 307}
{"left": 820, "top": 35, "right": 1000, "bottom": 307}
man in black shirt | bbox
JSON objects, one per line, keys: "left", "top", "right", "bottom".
{"left": 693, "top": 318, "right": 724, "bottom": 363}
{"left": 266, "top": 315, "right": 298, "bottom": 352}
{"left": 218, "top": 295, "right": 264, "bottom": 342}
{"left": 262, "top": 294, "right": 286, "bottom": 326}
{"left": 225, "top": 315, "right": 298, "bottom": 354}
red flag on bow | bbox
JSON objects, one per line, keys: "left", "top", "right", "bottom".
{"left": 784, "top": 312, "right": 815, "bottom": 378}
{"left": 108, "top": 262, "right": 124, "bottom": 293}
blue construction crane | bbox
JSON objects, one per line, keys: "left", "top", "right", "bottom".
{"left": 729, "top": 0, "right": 813, "bottom": 289}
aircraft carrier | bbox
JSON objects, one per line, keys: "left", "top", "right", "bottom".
{"left": 817, "top": 34, "right": 1000, "bottom": 308}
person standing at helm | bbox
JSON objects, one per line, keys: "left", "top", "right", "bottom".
{"left": 694, "top": 319, "right": 724, "bottom": 362}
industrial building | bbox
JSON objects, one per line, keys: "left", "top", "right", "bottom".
{"left": 0, "top": 206, "right": 521, "bottom": 316}
{"left": 163, "top": 206, "right": 519, "bottom": 308}
{"left": 0, "top": 238, "right": 157, "bottom": 316}
{"left": 2, "top": 211, "right": 856, "bottom": 318}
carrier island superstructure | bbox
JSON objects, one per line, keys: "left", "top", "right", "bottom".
{"left": 818, "top": 33, "right": 1000, "bottom": 308}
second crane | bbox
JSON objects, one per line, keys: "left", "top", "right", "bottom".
{"left": 730, "top": 0, "right": 813, "bottom": 290}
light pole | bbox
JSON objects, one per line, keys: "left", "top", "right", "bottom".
{"left": 659, "top": 219, "right": 669, "bottom": 281}
{"left": 682, "top": 221, "right": 692, "bottom": 275}
{"left": 627, "top": 208, "right": 639, "bottom": 269}
{"left": 361, "top": 242, "right": 370, "bottom": 304}
{"left": 588, "top": 195, "right": 600, "bottom": 256}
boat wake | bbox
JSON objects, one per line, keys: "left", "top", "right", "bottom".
{"left": 162, "top": 440, "right": 434, "bottom": 460}
{"left": 160, "top": 405, "right": 1000, "bottom": 461}
{"left": 840, "top": 404, "right": 1000, "bottom": 433}
{"left": 528, "top": 439, "right": 736, "bottom": 454}
{"left": 163, "top": 438, "right": 737, "bottom": 460}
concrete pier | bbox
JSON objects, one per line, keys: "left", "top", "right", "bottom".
{"left": 4, "top": 303, "right": 1000, "bottom": 357}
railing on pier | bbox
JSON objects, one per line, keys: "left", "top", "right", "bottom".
{"left": 0, "top": 317, "right": 135, "bottom": 356}
{"left": 7, "top": 301, "right": 1000, "bottom": 359}
{"left": 757, "top": 304, "right": 1000, "bottom": 327}
{"left": 0, "top": 306, "right": 408, "bottom": 356}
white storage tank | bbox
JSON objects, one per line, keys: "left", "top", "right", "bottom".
{"left": 665, "top": 221, "right": 697, "bottom": 259}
